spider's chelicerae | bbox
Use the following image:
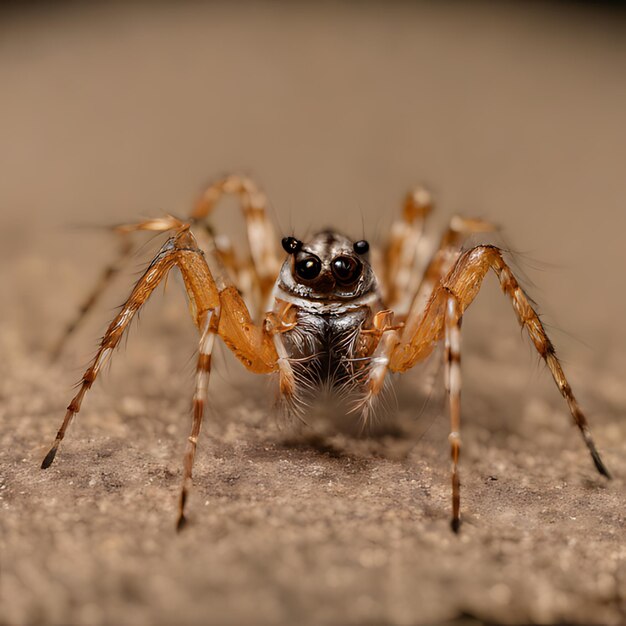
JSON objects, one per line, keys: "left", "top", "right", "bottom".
{"left": 43, "top": 175, "right": 611, "bottom": 532}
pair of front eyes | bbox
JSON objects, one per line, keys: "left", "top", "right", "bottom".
{"left": 295, "top": 254, "right": 361, "bottom": 285}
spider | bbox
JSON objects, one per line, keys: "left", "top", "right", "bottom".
{"left": 42, "top": 174, "right": 611, "bottom": 532}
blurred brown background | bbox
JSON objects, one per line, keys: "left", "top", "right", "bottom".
{"left": 2, "top": 2, "right": 626, "bottom": 347}
{"left": 1, "top": 3, "right": 625, "bottom": 625}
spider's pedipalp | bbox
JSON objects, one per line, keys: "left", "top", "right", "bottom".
{"left": 350, "top": 310, "right": 399, "bottom": 427}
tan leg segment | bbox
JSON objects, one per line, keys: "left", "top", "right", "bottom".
{"left": 42, "top": 228, "right": 278, "bottom": 471}
{"left": 54, "top": 172, "right": 281, "bottom": 358}
{"left": 191, "top": 175, "right": 282, "bottom": 306}
{"left": 51, "top": 215, "right": 191, "bottom": 359}
{"left": 404, "top": 216, "right": 495, "bottom": 325}
{"left": 391, "top": 245, "right": 611, "bottom": 481}
{"left": 444, "top": 293, "right": 463, "bottom": 532}
{"left": 384, "top": 186, "right": 433, "bottom": 309}
{"left": 177, "top": 310, "right": 219, "bottom": 531}
{"left": 51, "top": 235, "right": 134, "bottom": 360}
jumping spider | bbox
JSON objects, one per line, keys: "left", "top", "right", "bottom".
{"left": 43, "top": 175, "right": 611, "bottom": 531}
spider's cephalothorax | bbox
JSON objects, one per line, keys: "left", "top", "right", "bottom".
{"left": 44, "top": 175, "right": 612, "bottom": 532}
{"left": 273, "top": 231, "right": 383, "bottom": 408}
{"left": 278, "top": 231, "right": 377, "bottom": 303}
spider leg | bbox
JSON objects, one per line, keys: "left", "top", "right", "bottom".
{"left": 53, "top": 173, "right": 281, "bottom": 357}
{"left": 190, "top": 174, "right": 282, "bottom": 313}
{"left": 43, "top": 227, "right": 279, "bottom": 527}
{"left": 362, "top": 214, "right": 494, "bottom": 425}
{"left": 389, "top": 245, "right": 611, "bottom": 530}
{"left": 42, "top": 226, "right": 208, "bottom": 469}
{"left": 177, "top": 310, "right": 219, "bottom": 531}
{"left": 192, "top": 224, "right": 261, "bottom": 320}
{"left": 404, "top": 215, "right": 496, "bottom": 320}
{"left": 444, "top": 293, "right": 463, "bottom": 532}
{"left": 50, "top": 234, "right": 134, "bottom": 361}
{"left": 51, "top": 215, "right": 189, "bottom": 359}
{"left": 384, "top": 186, "right": 433, "bottom": 308}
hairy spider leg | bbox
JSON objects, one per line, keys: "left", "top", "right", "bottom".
{"left": 384, "top": 186, "right": 433, "bottom": 311}
{"left": 444, "top": 293, "right": 463, "bottom": 532}
{"left": 177, "top": 309, "right": 219, "bottom": 531}
{"left": 192, "top": 227, "right": 255, "bottom": 306}
{"left": 42, "top": 228, "right": 279, "bottom": 528}
{"left": 190, "top": 174, "right": 282, "bottom": 316}
{"left": 50, "top": 213, "right": 199, "bottom": 359}
{"left": 52, "top": 174, "right": 279, "bottom": 358}
{"left": 50, "top": 234, "right": 134, "bottom": 361}
{"left": 358, "top": 214, "right": 496, "bottom": 426}
{"left": 405, "top": 215, "right": 496, "bottom": 325}
{"left": 389, "top": 245, "right": 611, "bottom": 531}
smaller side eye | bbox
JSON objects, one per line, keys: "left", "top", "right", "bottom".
{"left": 331, "top": 256, "right": 362, "bottom": 284}
{"left": 282, "top": 237, "right": 302, "bottom": 254}
{"left": 295, "top": 256, "right": 322, "bottom": 280}
{"left": 353, "top": 240, "right": 369, "bottom": 255}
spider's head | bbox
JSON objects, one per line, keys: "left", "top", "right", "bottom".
{"left": 278, "top": 230, "right": 376, "bottom": 301}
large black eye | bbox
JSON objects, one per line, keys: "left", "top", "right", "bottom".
{"left": 295, "top": 256, "right": 322, "bottom": 280}
{"left": 331, "top": 256, "right": 362, "bottom": 284}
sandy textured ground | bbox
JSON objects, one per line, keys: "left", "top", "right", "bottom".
{"left": 1, "top": 3, "right": 625, "bottom": 625}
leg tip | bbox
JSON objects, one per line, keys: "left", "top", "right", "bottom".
{"left": 451, "top": 517, "right": 461, "bottom": 534}
{"left": 41, "top": 446, "right": 58, "bottom": 470}
{"left": 592, "top": 450, "right": 612, "bottom": 480}
{"left": 583, "top": 428, "right": 612, "bottom": 479}
{"left": 176, "top": 514, "right": 187, "bottom": 533}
